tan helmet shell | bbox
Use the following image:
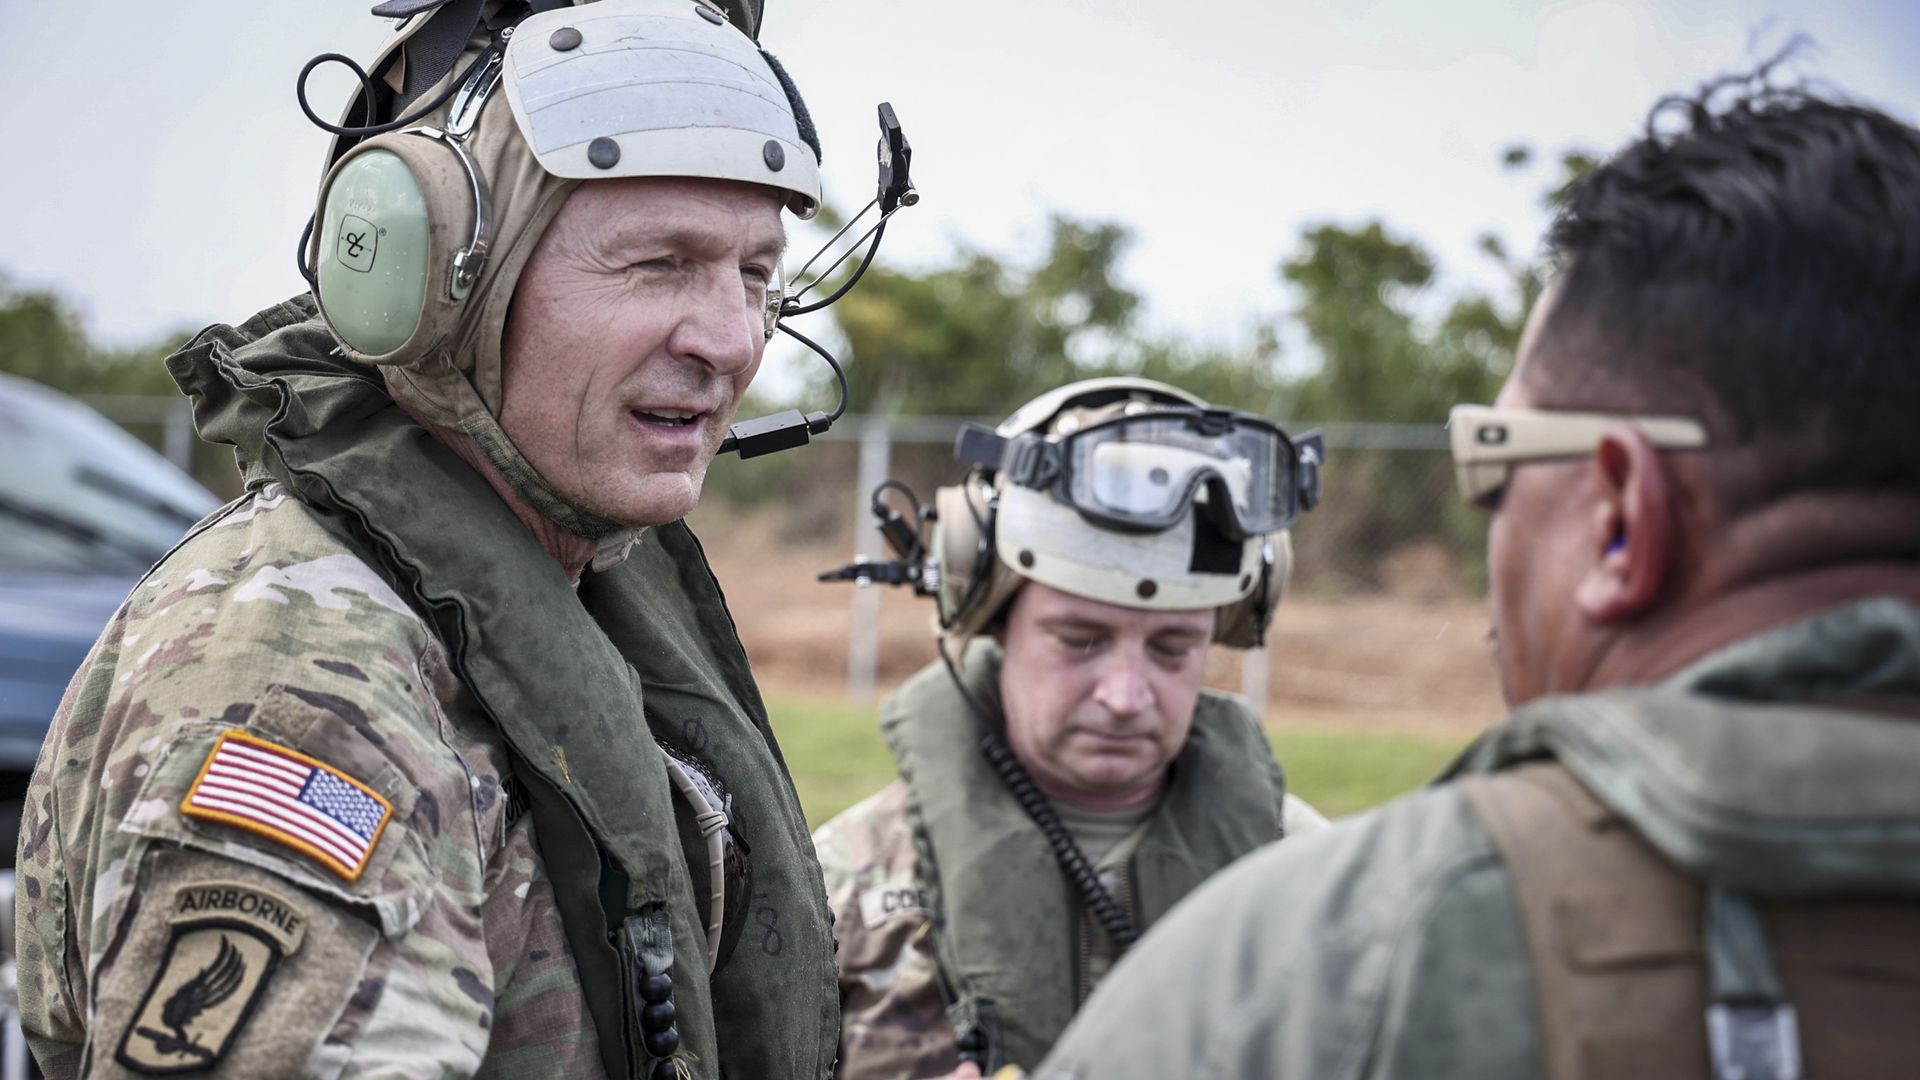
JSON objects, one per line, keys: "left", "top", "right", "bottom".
{"left": 932, "top": 377, "right": 1293, "bottom": 648}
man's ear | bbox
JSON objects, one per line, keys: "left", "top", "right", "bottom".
{"left": 1576, "top": 426, "right": 1675, "bottom": 622}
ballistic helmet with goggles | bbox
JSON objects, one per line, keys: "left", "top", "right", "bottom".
{"left": 932, "top": 378, "right": 1324, "bottom": 648}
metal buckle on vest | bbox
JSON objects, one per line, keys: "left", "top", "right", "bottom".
{"left": 1706, "top": 1001, "right": 1802, "bottom": 1080}
{"left": 1703, "top": 888, "right": 1803, "bottom": 1080}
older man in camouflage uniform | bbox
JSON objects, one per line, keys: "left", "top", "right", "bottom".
{"left": 813, "top": 378, "right": 1330, "bottom": 1079}
{"left": 15, "top": 2, "right": 880, "bottom": 1076}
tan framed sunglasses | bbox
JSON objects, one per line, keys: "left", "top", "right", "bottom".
{"left": 1447, "top": 404, "right": 1709, "bottom": 508}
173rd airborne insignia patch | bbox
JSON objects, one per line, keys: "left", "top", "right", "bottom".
{"left": 181, "top": 729, "right": 394, "bottom": 883}
{"left": 115, "top": 881, "right": 308, "bottom": 1073}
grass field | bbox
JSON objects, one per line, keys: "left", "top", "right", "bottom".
{"left": 766, "top": 693, "right": 1475, "bottom": 829}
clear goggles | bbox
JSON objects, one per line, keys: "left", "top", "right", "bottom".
{"left": 958, "top": 408, "right": 1323, "bottom": 538}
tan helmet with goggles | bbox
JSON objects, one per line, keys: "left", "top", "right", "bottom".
{"left": 930, "top": 378, "right": 1323, "bottom": 649}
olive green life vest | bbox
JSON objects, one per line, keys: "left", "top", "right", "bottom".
{"left": 168, "top": 298, "right": 839, "bottom": 1080}
{"left": 880, "top": 646, "right": 1287, "bottom": 1071}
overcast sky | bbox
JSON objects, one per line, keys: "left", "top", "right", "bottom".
{"left": 2, "top": 0, "right": 1915, "bottom": 361}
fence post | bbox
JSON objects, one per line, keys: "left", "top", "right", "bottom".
{"left": 1241, "top": 643, "right": 1270, "bottom": 716}
{"left": 163, "top": 400, "right": 195, "bottom": 471}
{"left": 846, "top": 417, "right": 892, "bottom": 704}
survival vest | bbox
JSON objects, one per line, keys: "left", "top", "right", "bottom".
{"left": 1457, "top": 683, "right": 1920, "bottom": 1080}
{"left": 880, "top": 646, "right": 1287, "bottom": 1071}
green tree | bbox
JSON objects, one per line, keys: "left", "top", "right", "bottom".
{"left": 1275, "top": 222, "right": 1517, "bottom": 589}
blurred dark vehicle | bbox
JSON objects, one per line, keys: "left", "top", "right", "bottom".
{"left": 0, "top": 373, "right": 218, "bottom": 831}
{"left": 0, "top": 373, "right": 216, "bottom": 1078}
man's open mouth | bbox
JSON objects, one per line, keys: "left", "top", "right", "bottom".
{"left": 633, "top": 407, "right": 701, "bottom": 428}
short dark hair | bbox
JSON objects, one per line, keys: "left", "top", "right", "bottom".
{"left": 1530, "top": 72, "right": 1920, "bottom": 512}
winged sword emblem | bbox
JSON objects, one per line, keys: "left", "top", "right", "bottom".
{"left": 135, "top": 934, "right": 248, "bottom": 1061}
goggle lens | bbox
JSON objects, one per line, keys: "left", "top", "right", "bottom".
{"left": 1064, "top": 414, "right": 1297, "bottom": 537}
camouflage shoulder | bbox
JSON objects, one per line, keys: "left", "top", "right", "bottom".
{"left": 23, "top": 480, "right": 460, "bottom": 937}
{"left": 811, "top": 780, "right": 912, "bottom": 886}
{"left": 19, "top": 482, "right": 509, "bottom": 1076}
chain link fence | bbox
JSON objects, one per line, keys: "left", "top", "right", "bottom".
{"left": 703, "top": 414, "right": 1485, "bottom": 601}
{"left": 82, "top": 397, "right": 1495, "bottom": 711}
{"left": 698, "top": 415, "right": 1489, "bottom": 706}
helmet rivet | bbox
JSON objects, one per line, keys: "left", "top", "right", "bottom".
{"left": 697, "top": 4, "right": 725, "bottom": 24}
{"left": 1137, "top": 579, "right": 1158, "bottom": 599}
{"left": 588, "top": 137, "right": 622, "bottom": 169}
{"left": 763, "top": 139, "right": 786, "bottom": 172}
{"left": 549, "top": 26, "right": 582, "bottom": 51}
{"left": 1018, "top": 550, "right": 1035, "bottom": 569}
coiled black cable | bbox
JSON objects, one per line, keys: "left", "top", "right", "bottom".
{"left": 295, "top": 42, "right": 495, "bottom": 139}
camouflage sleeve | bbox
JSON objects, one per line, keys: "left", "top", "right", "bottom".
{"left": 812, "top": 781, "right": 958, "bottom": 1080}
{"left": 14, "top": 490, "right": 507, "bottom": 1079}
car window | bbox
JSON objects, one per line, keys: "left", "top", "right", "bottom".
{"left": 0, "top": 374, "right": 219, "bottom": 573}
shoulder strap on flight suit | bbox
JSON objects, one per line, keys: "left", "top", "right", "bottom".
{"left": 1461, "top": 760, "right": 1920, "bottom": 1080}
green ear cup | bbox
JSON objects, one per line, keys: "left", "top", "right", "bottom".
{"left": 316, "top": 149, "right": 430, "bottom": 356}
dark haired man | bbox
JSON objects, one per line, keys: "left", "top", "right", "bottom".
{"left": 1033, "top": 79, "right": 1920, "bottom": 1079}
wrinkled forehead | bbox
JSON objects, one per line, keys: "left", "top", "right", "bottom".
{"left": 555, "top": 175, "right": 788, "bottom": 254}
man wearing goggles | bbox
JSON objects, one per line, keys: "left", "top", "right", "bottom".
{"left": 812, "top": 378, "right": 1328, "bottom": 1079}
{"left": 1039, "top": 78, "right": 1920, "bottom": 1079}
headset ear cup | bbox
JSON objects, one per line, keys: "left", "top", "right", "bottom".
{"left": 933, "top": 482, "right": 1023, "bottom": 642}
{"left": 1214, "top": 530, "right": 1292, "bottom": 649}
{"left": 932, "top": 485, "right": 983, "bottom": 627}
{"left": 312, "top": 131, "right": 475, "bottom": 365}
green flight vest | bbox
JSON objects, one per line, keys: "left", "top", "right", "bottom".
{"left": 880, "top": 646, "right": 1287, "bottom": 1070}
{"left": 167, "top": 297, "right": 839, "bottom": 1079}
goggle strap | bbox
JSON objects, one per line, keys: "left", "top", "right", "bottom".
{"left": 1295, "top": 429, "right": 1326, "bottom": 511}
{"left": 953, "top": 423, "right": 1008, "bottom": 470}
{"left": 954, "top": 426, "right": 1064, "bottom": 491}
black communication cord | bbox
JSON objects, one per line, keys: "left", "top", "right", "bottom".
{"left": 783, "top": 220, "right": 887, "bottom": 317}
{"left": 935, "top": 639, "right": 1140, "bottom": 950}
{"left": 869, "top": 480, "right": 924, "bottom": 558}
{"left": 295, "top": 44, "right": 496, "bottom": 139}
{"left": 296, "top": 215, "right": 319, "bottom": 289}
{"left": 775, "top": 322, "right": 849, "bottom": 424}
{"left": 290, "top": 39, "right": 502, "bottom": 289}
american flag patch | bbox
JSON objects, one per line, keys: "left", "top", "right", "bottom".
{"left": 182, "top": 729, "right": 394, "bottom": 883}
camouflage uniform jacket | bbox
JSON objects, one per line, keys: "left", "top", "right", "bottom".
{"left": 1036, "top": 598, "right": 1920, "bottom": 1079}
{"left": 16, "top": 480, "right": 606, "bottom": 1079}
{"left": 815, "top": 652, "right": 1316, "bottom": 1078}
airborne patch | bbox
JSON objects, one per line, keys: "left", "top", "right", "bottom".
{"left": 181, "top": 729, "right": 394, "bottom": 882}
{"left": 115, "top": 881, "right": 308, "bottom": 1073}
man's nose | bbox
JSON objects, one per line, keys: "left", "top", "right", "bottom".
{"left": 667, "top": 276, "right": 760, "bottom": 378}
{"left": 1092, "top": 652, "right": 1156, "bottom": 718}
